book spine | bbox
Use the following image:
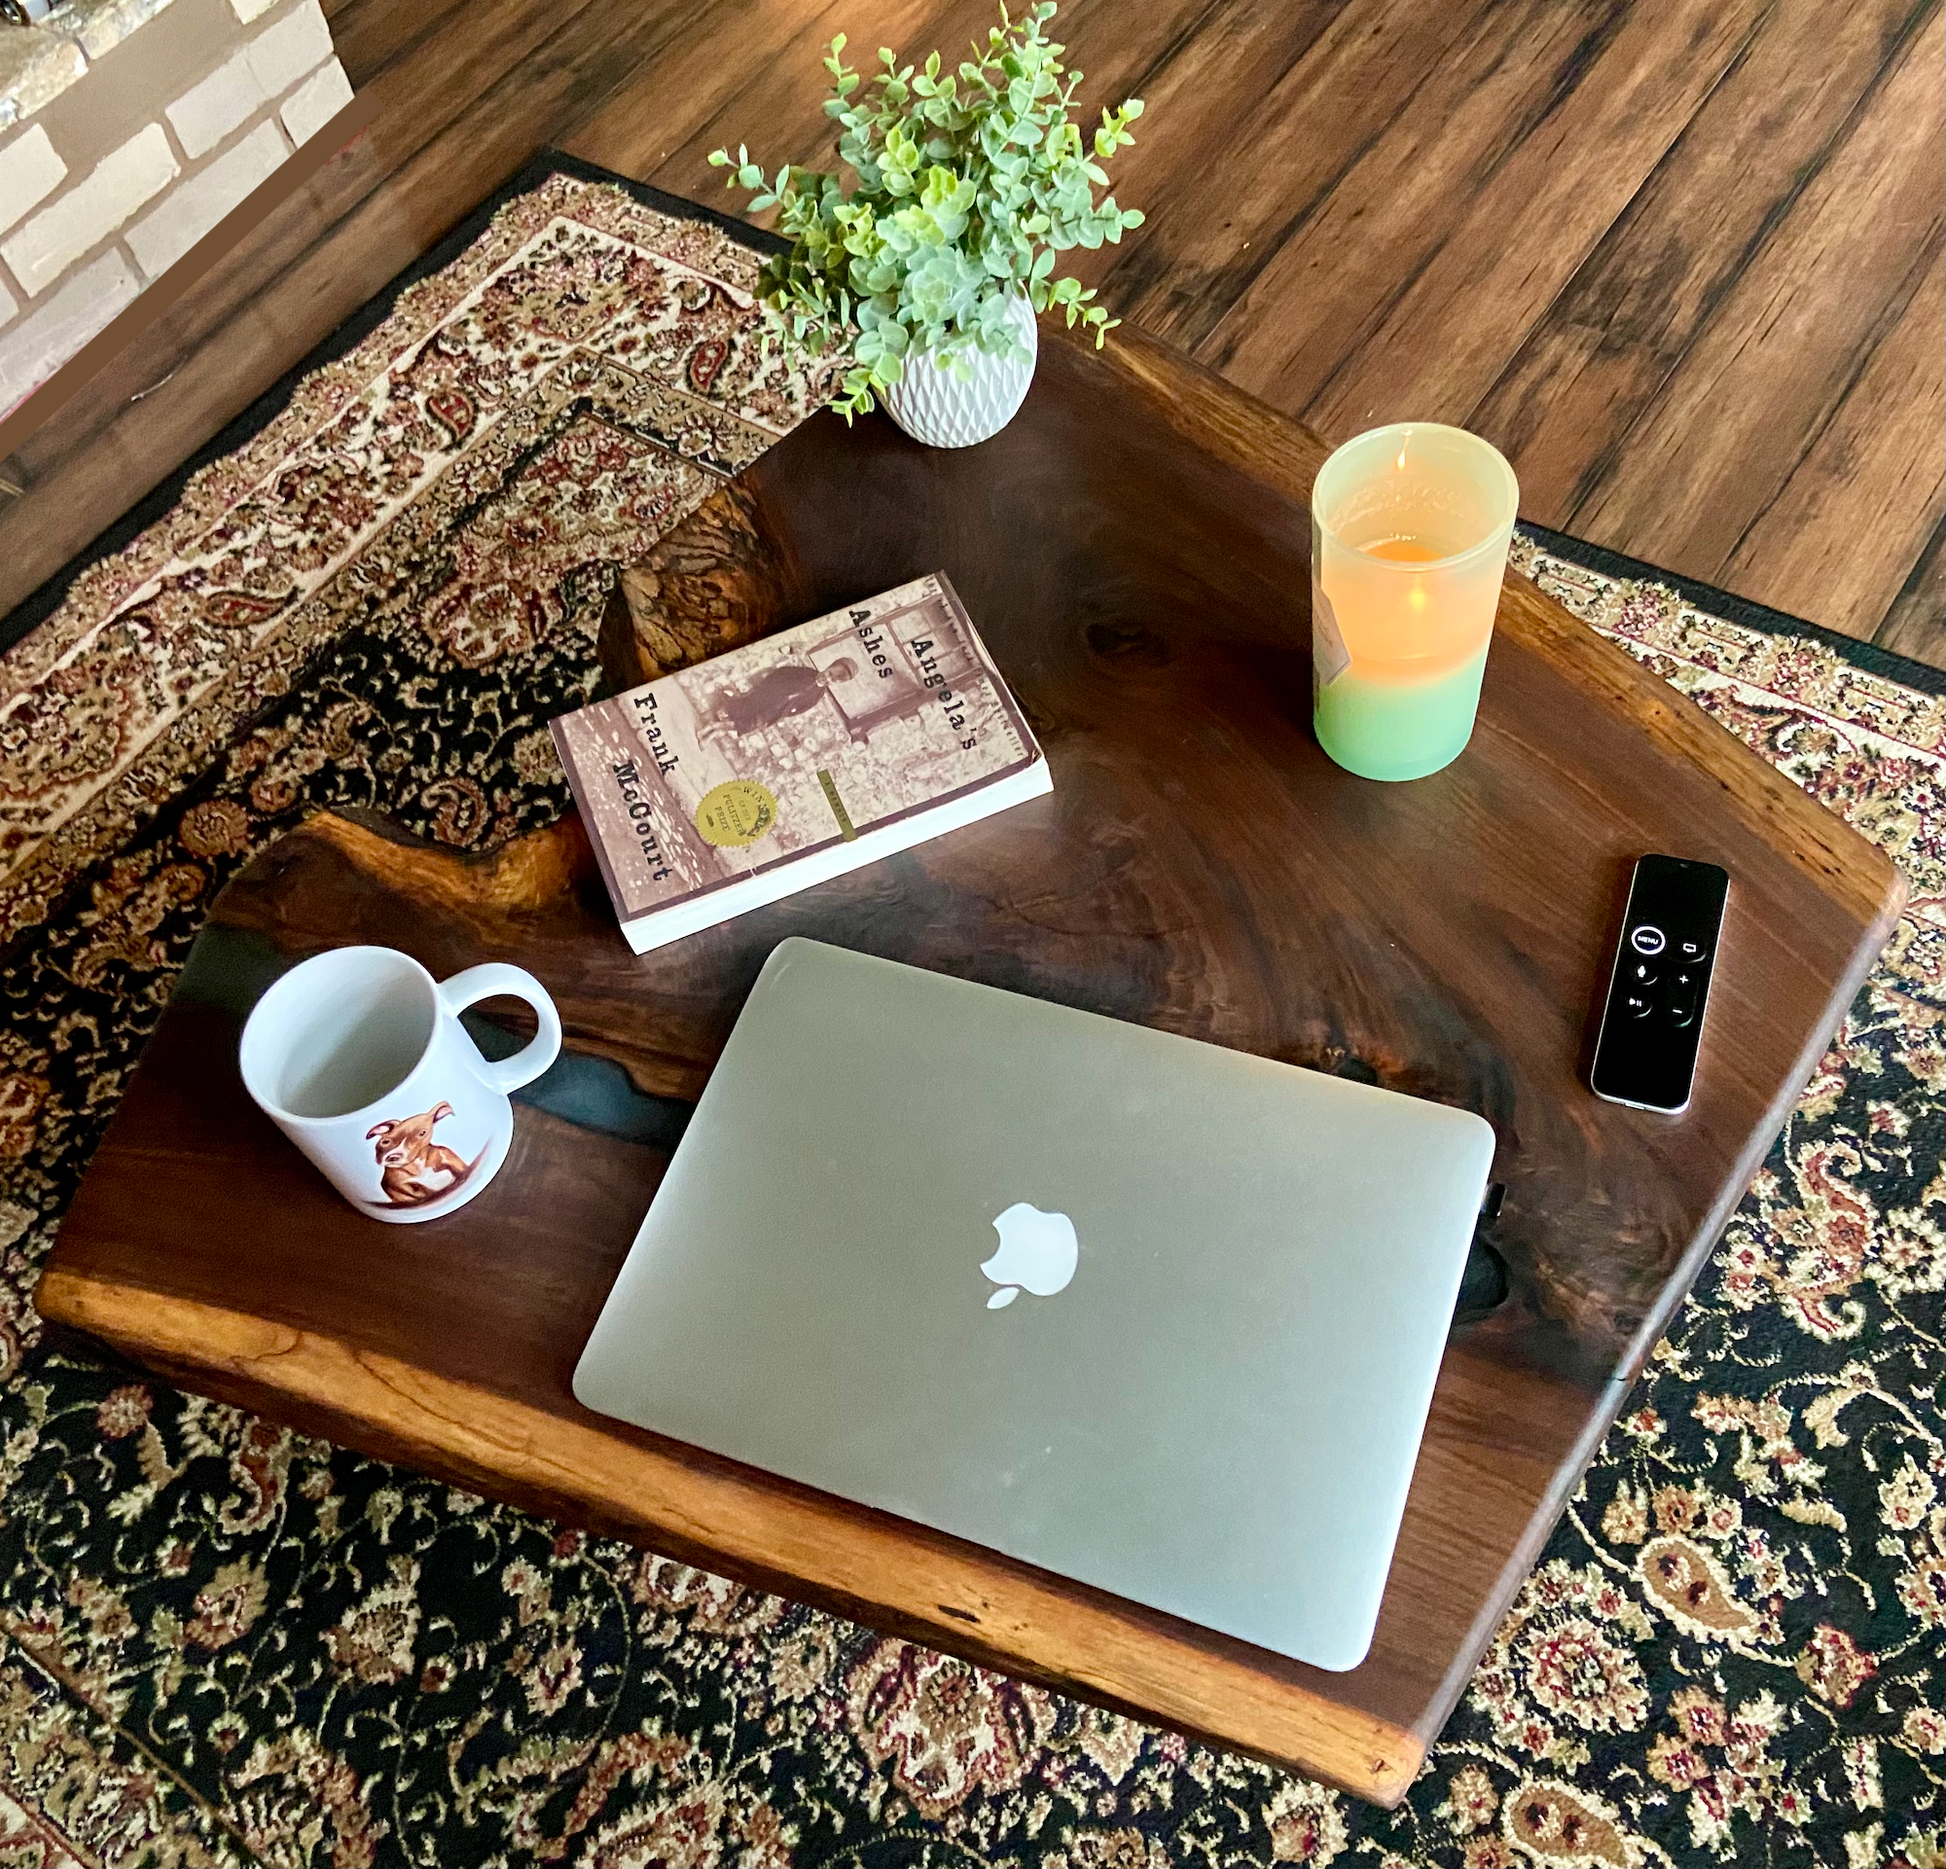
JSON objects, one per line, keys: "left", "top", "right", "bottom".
{"left": 550, "top": 714, "right": 639, "bottom": 932}
{"left": 619, "top": 756, "right": 1054, "bottom": 953}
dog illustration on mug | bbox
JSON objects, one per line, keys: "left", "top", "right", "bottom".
{"left": 365, "top": 1102, "right": 482, "bottom": 1209}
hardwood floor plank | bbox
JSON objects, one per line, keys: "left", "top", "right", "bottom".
{"left": 1472, "top": 0, "right": 1935, "bottom": 535}
{"left": 1043, "top": 0, "right": 1347, "bottom": 316}
{"left": 1564, "top": 5, "right": 1946, "bottom": 637}
{"left": 1203, "top": 0, "right": 1772, "bottom": 436}
{"left": 1092, "top": 0, "right": 1498, "bottom": 353}
{"left": 570, "top": 0, "right": 1208, "bottom": 219}
{"left": 1721, "top": 247, "right": 1944, "bottom": 637}
{"left": 326, "top": 0, "right": 476, "bottom": 87}
{"left": 645, "top": 0, "right": 1018, "bottom": 196}
{"left": 1875, "top": 513, "right": 1946, "bottom": 668}
{"left": 1188, "top": 0, "right": 1627, "bottom": 396}
{"left": 565, "top": 0, "right": 861, "bottom": 184}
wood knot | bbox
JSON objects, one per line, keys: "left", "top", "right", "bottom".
{"left": 1085, "top": 620, "right": 1171, "bottom": 666}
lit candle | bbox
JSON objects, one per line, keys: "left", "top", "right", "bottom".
{"left": 1310, "top": 423, "right": 1518, "bottom": 782}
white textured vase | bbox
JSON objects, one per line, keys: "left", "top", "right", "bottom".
{"left": 881, "top": 294, "right": 1038, "bottom": 448}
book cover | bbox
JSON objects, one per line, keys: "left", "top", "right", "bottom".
{"left": 551, "top": 573, "right": 1046, "bottom": 937}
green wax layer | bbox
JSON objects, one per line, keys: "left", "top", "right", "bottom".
{"left": 1314, "top": 646, "right": 1489, "bottom": 783}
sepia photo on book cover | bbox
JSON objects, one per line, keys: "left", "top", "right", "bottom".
{"left": 552, "top": 573, "right": 1043, "bottom": 926}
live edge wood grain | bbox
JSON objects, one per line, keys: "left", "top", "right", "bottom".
{"left": 39, "top": 1270, "right": 1422, "bottom": 1804}
{"left": 38, "top": 324, "right": 1904, "bottom": 1807}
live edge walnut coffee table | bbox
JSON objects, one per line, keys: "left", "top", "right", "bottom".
{"left": 40, "top": 324, "right": 1902, "bottom": 1807}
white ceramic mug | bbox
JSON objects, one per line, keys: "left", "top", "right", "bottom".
{"left": 239, "top": 945, "right": 563, "bottom": 1224}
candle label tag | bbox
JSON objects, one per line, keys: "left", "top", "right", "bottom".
{"left": 1311, "top": 577, "right": 1350, "bottom": 691}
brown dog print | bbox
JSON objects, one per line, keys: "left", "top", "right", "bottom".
{"left": 365, "top": 1102, "right": 480, "bottom": 1208}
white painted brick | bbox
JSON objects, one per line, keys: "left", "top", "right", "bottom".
{"left": 0, "top": 126, "right": 68, "bottom": 241}
{"left": 0, "top": 249, "right": 140, "bottom": 408}
{"left": 279, "top": 54, "right": 352, "bottom": 148}
{"left": 0, "top": 274, "right": 16, "bottom": 328}
{"left": 0, "top": 125, "right": 177, "bottom": 297}
{"left": 246, "top": 0, "right": 333, "bottom": 100}
{"left": 125, "top": 118, "right": 287, "bottom": 280}
{"left": 166, "top": 47, "right": 271, "bottom": 161}
{"left": 230, "top": 0, "right": 280, "bottom": 19}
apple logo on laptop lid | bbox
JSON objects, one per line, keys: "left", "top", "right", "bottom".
{"left": 981, "top": 1202, "right": 1078, "bottom": 1309}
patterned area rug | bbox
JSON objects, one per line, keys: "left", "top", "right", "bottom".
{"left": 0, "top": 153, "right": 1940, "bottom": 1869}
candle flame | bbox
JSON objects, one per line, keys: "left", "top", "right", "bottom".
{"left": 1395, "top": 430, "right": 1409, "bottom": 473}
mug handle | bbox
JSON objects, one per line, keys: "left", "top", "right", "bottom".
{"left": 437, "top": 963, "right": 564, "bottom": 1095}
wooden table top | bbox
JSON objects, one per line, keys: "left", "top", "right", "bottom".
{"left": 38, "top": 321, "right": 1905, "bottom": 1807}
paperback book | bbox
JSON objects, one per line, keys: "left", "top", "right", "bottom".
{"left": 551, "top": 572, "right": 1051, "bottom": 953}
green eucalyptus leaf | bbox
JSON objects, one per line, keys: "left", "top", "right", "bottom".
{"left": 713, "top": 0, "right": 1145, "bottom": 418}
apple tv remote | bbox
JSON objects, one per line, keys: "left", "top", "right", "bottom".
{"left": 1590, "top": 854, "right": 1729, "bottom": 1114}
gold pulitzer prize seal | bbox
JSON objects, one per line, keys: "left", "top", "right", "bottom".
{"left": 694, "top": 778, "right": 778, "bottom": 848}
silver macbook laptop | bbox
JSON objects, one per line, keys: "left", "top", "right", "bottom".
{"left": 574, "top": 937, "right": 1495, "bottom": 1671}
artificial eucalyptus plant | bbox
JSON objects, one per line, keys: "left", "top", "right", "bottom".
{"left": 709, "top": 1, "right": 1143, "bottom": 418}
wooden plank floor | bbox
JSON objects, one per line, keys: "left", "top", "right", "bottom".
{"left": 0, "top": 0, "right": 1939, "bottom": 668}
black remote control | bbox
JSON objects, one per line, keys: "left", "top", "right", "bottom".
{"left": 1590, "top": 855, "right": 1729, "bottom": 1113}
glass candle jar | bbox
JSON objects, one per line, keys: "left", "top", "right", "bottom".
{"left": 1310, "top": 423, "right": 1519, "bottom": 782}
